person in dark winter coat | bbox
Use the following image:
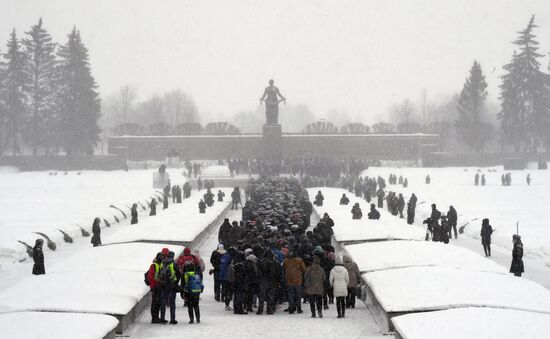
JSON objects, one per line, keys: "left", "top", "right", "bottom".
{"left": 210, "top": 244, "right": 226, "bottom": 302}
{"left": 181, "top": 261, "right": 203, "bottom": 323}
{"left": 183, "top": 182, "right": 192, "bottom": 198}
{"left": 474, "top": 173, "right": 479, "bottom": 186}
{"left": 481, "top": 174, "right": 486, "bottom": 186}
{"left": 447, "top": 206, "right": 458, "bottom": 239}
{"left": 149, "top": 198, "right": 157, "bottom": 216}
{"left": 439, "top": 216, "right": 450, "bottom": 244}
{"left": 219, "top": 249, "right": 234, "bottom": 311}
{"left": 351, "top": 203, "right": 362, "bottom": 219}
{"left": 397, "top": 193, "right": 405, "bottom": 218}
{"left": 510, "top": 234, "right": 524, "bottom": 277}
{"left": 159, "top": 251, "right": 181, "bottom": 324}
{"left": 367, "top": 204, "right": 380, "bottom": 220}
{"left": 32, "top": 239, "right": 45, "bottom": 275}
{"left": 425, "top": 175, "right": 431, "bottom": 184}
{"left": 376, "top": 188, "right": 385, "bottom": 208}
{"left": 244, "top": 251, "right": 259, "bottom": 313}
{"left": 257, "top": 250, "right": 280, "bottom": 315}
{"left": 231, "top": 187, "right": 241, "bottom": 210}
{"left": 198, "top": 199, "right": 206, "bottom": 213}
{"left": 204, "top": 188, "right": 215, "bottom": 207}
{"left": 343, "top": 255, "right": 361, "bottom": 309}
{"left": 91, "top": 217, "right": 101, "bottom": 247}
{"left": 218, "top": 218, "right": 233, "bottom": 248}
{"left": 304, "top": 256, "right": 326, "bottom": 318}
{"left": 339, "top": 193, "right": 350, "bottom": 205}
{"left": 148, "top": 252, "right": 164, "bottom": 323}
{"left": 407, "top": 193, "right": 417, "bottom": 224}
{"left": 217, "top": 190, "right": 225, "bottom": 202}
{"left": 480, "top": 218, "right": 493, "bottom": 257}
{"left": 314, "top": 191, "right": 324, "bottom": 206}
{"left": 131, "top": 203, "right": 138, "bottom": 224}
{"left": 232, "top": 252, "right": 248, "bottom": 314}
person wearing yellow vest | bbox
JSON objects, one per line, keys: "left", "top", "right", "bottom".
{"left": 148, "top": 252, "right": 164, "bottom": 324}
{"left": 181, "top": 261, "right": 203, "bottom": 324}
{"left": 159, "top": 250, "right": 181, "bottom": 324}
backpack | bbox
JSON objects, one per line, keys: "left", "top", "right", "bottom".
{"left": 158, "top": 263, "right": 172, "bottom": 284}
{"left": 185, "top": 271, "right": 203, "bottom": 294}
{"left": 144, "top": 270, "right": 151, "bottom": 286}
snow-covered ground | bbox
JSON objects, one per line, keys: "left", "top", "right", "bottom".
{"left": 0, "top": 169, "right": 186, "bottom": 263}
{"left": 307, "top": 188, "right": 425, "bottom": 242}
{"left": 345, "top": 240, "right": 505, "bottom": 274}
{"left": 392, "top": 307, "right": 550, "bottom": 339}
{"left": 361, "top": 166, "right": 550, "bottom": 264}
{"left": 364, "top": 266, "right": 550, "bottom": 313}
{"left": 0, "top": 312, "right": 119, "bottom": 339}
{"left": 104, "top": 188, "right": 231, "bottom": 245}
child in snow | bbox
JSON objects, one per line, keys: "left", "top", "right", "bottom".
{"left": 182, "top": 262, "right": 203, "bottom": 323}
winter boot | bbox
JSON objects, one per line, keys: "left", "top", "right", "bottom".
{"left": 195, "top": 307, "right": 200, "bottom": 323}
{"left": 289, "top": 306, "right": 295, "bottom": 314}
{"left": 318, "top": 310, "right": 323, "bottom": 318}
{"left": 256, "top": 305, "right": 263, "bottom": 315}
{"left": 297, "top": 306, "right": 303, "bottom": 314}
{"left": 188, "top": 308, "right": 194, "bottom": 324}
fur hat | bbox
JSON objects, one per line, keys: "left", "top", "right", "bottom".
{"left": 183, "top": 247, "right": 191, "bottom": 255}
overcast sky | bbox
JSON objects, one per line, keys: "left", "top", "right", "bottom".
{"left": 1, "top": 0, "right": 549, "bottom": 123}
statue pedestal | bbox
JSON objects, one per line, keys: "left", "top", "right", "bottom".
{"left": 262, "top": 124, "right": 282, "bottom": 163}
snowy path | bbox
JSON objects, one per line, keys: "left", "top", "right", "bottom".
{"left": 130, "top": 208, "right": 385, "bottom": 339}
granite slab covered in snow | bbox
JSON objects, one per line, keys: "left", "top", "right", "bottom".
{"left": 50, "top": 243, "right": 184, "bottom": 273}
{"left": 393, "top": 307, "right": 550, "bottom": 339}
{"left": 0, "top": 312, "right": 119, "bottom": 339}
{"left": 104, "top": 188, "right": 231, "bottom": 244}
{"left": 345, "top": 240, "right": 506, "bottom": 273}
{"left": 307, "top": 187, "right": 425, "bottom": 242}
{"left": 0, "top": 270, "right": 147, "bottom": 315}
{"left": 364, "top": 266, "right": 550, "bottom": 313}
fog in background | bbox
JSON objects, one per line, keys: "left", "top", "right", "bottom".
{"left": 1, "top": 0, "right": 549, "bottom": 130}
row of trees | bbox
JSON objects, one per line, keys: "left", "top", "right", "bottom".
{"left": 0, "top": 19, "right": 101, "bottom": 156}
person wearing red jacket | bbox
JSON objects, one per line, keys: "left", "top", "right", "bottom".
{"left": 148, "top": 252, "right": 165, "bottom": 323}
{"left": 177, "top": 248, "right": 202, "bottom": 279}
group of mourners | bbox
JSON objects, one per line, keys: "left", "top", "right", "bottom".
{"left": 210, "top": 177, "right": 362, "bottom": 320}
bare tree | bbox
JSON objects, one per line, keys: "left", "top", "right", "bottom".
{"left": 163, "top": 89, "right": 198, "bottom": 125}
{"left": 113, "top": 85, "right": 136, "bottom": 124}
{"left": 390, "top": 99, "right": 416, "bottom": 125}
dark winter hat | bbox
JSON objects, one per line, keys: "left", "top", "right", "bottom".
{"left": 183, "top": 247, "right": 191, "bottom": 255}
{"left": 513, "top": 234, "right": 521, "bottom": 240}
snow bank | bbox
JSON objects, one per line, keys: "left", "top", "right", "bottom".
{"left": 307, "top": 187, "right": 425, "bottom": 242}
{"left": 364, "top": 266, "right": 550, "bottom": 313}
{"left": 345, "top": 240, "right": 505, "bottom": 273}
{"left": 393, "top": 307, "right": 550, "bottom": 339}
{"left": 50, "top": 243, "right": 184, "bottom": 273}
{"left": 0, "top": 312, "right": 118, "bottom": 339}
{"left": 0, "top": 242, "right": 184, "bottom": 315}
{"left": 103, "top": 188, "right": 231, "bottom": 244}
{"left": 201, "top": 165, "right": 230, "bottom": 177}
{"left": 0, "top": 169, "right": 186, "bottom": 262}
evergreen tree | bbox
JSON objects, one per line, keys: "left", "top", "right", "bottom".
{"left": 499, "top": 15, "right": 550, "bottom": 151}
{"left": 56, "top": 27, "right": 101, "bottom": 155}
{"left": 1, "top": 30, "right": 28, "bottom": 155}
{"left": 455, "top": 61, "right": 492, "bottom": 151}
{"left": 22, "top": 18, "right": 58, "bottom": 155}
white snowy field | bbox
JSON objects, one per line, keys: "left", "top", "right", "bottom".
{"left": 307, "top": 187, "right": 425, "bottom": 242}
{"left": 345, "top": 240, "right": 505, "bottom": 274}
{"left": 0, "top": 312, "right": 119, "bottom": 339}
{"left": 361, "top": 166, "right": 550, "bottom": 264}
{"left": 364, "top": 266, "right": 550, "bottom": 314}
{"left": 392, "top": 307, "right": 550, "bottom": 339}
{"left": 0, "top": 168, "right": 186, "bottom": 263}
{"left": 104, "top": 188, "right": 231, "bottom": 245}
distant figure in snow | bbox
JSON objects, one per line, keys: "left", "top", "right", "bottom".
{"left": 397, "top": 193, "right": 405, "bottom": 218}
{"left": 91, "top": 217, "right": 101, "bottom": 247}
{"left": 314, "top": 190, "right": 324, "bottom": 207}
{"left": 474, "top": 173, "right": 479, "bottom": 186}
{"left": 376, "top": 188, "right": 385, "bottom": 208}
{"left": 163, "top": 193, "right": 169, "bottom": 210}
{"left": 339, "top": 193, "right": 350, "bottom": 205}
{"left": 407, "top": 193, "right": 417, "bottom": 224}
{"left": 425, "top": 175, "right": 431, "bottom": 184}
{"left": 199, "top": 199, "right": 206, "bottom": 213}
{"left": 131, "top": 203, "right": 138, "bottom": 224}
{"left": 367, "top": 204, "right": 380, "bottom": 220}
{"left": 510, "top": 234, "right": 524, "bottom": 277}
{"left": 217, "top": 190, "right": 225, "bottom": 202}
{"left": 481, "top": 174, "right": 486, "bottom": 186}
{"left": 149, "top": 198, "right": 157, "bottom": 216}
{"left": 32, "top": 239, "right": 45, "bottom": 275}
{"left": 351, "top": 203, "right": 362, "bottom": 220}
{"left": 526, "top": 174, "right": 531, "bottom": 186}
{"left": 447, "top": 206, "right": 458, "bottom": 239}
{"left": 480, "top": 218, "right": 493, "bottom": 257}
{"left": 197, "top": 177, "right": 203, "bottom": 191}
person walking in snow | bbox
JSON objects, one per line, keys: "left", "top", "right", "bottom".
{"left": 147, "top": 252, "right": 164, "bottom": 323}
{"left": 367, "top": 204, "right": 380, "bottom": 220}
{"left": 32, "top": 239, "right": 45, "bottom": 275}
{"left": 210, "top": 244, "right": 226, "bottom": 302}
{"left": 329, "top": 255, "right": 349, "bottom": 318}
{"left": 182, "top": 261, "right": 203, "bottom": 323}
{"left": 343, "top": 254, "right": 361, "bottom": 309}
{"left": 447, "top": 206, "right": 458, "bottom": 239}
{"left": 376, "top": 188, "right": 385, "bottom": 209}
{"left": 283, "top": 251, "right": 307, "bottom": 314}
{"left": 339, "top": 193, "right": 350, "bottom": 205}
{"left": 407, "top": 193, "right": 417, "bottom": 224}
{"left": 304, "top": 256, "right": 326, "bottom": 318}
{"left": 480, "top": 218, "right": 493, "bottom": 257}
{"left": 91, "top": 217, "right": 101, "bottom": 247}
{"left": 526, "top": 174, "right": 531, "bottom": 186}
{"left": 131, "top": 203, "right": 138, "bottom": 224}
{"left": 351, "top": 203, "right": 363, "bottom": 219}
{"left": 198, "top": 199, "right": 206, "bottom": 213}
{"left": 510, "top": 234, "right": 524, "bottom": 277}
{"left": 397, "top": 193, "right": 405, "bottom": 218}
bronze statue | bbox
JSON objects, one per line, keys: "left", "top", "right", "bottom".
{"left": 260, "top": 79, "right": 286, "bottom": 125}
